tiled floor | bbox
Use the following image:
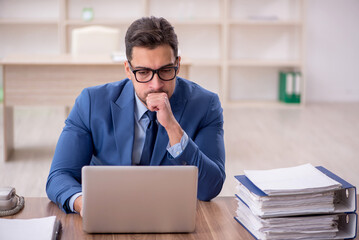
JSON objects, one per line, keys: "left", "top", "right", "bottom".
{"left": 0, "top": 103, "right": 358, "bottom": 197}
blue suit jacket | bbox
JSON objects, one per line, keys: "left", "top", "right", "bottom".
{"left": 46, "top": 77, "right": 225, "bottom": 213}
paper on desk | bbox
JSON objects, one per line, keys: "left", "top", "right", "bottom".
{"left": 236, "top": 182, "right": 336, "bottom": 217}
{"left": 0, "top": 216, "right": 58, "bottom": 240}
{"left": 236, "top": 198, "right": 339, "bottom": 240}
{"left": 244, "top": 163, "right": 341, "bottom": 195}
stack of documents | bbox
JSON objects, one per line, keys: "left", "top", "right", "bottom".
{"left": 234, "top": 164, "right": 357, "bottom": 240}
{"left": 236, "top": 197, "right": 339, "bottom": 240}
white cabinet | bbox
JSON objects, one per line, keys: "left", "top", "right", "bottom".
{"left": 0, "top": 0, "right": 305, "bottom": 107}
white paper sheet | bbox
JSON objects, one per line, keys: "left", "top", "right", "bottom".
{"left": 244, "top": 163, "right": 341, "bottom": 195}
{"left": 0, "top": 216, "right": 58, "bottom": 240}
{"left": 236, "top": 198, "right": 339, "bottom": 240}
{"left": 236, "top": 182, "right": 335, "bottom": 217}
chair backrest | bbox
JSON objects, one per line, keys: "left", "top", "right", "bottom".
{"left": 71, "top": 25, "right": 120, "bottom": 55}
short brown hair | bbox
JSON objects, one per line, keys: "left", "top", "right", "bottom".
{"left": 125, "top": 16, "right": 178, "bottom": 61}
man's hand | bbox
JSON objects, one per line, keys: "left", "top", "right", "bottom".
{"left": 74, "top": 195, "right": 83, "bottom": 217}
{"left": 146, "top": 92, "right": 183, "bottom": 146}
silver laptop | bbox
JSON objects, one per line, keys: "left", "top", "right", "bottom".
{"left": 82, "top": 165, "right": 198, "bottom": 233}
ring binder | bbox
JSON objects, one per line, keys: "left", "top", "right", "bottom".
{"left": 234, "top": 165, "right": 357, "bottom": 239}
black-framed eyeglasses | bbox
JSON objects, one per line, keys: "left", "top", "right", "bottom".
{"left": 128, "top": 59, "right": 179, "bottom": 83}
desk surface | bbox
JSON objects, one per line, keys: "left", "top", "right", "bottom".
{"left": 2, "top": 197, "right": 251, "bottom": 240}
{"left": 2, "top": 197, "right": 359, "bottom": 239}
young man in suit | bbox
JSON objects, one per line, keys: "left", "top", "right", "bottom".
{"left": 46, "top": 16, "right": 225, "bottom": 215}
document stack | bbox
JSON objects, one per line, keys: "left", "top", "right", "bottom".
{"left": 234, "top": 164, "right": 357, "bottom": 240}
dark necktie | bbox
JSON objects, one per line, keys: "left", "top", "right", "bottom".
{"left": 139, "top": 111, "right": 158, "bottom": 165}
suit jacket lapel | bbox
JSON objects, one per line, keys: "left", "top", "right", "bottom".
{"left": 151, "top": 79, "right": 189, "bottom": 165}
{"left": 110, "top": 80, "right": 135, "bottom": 166}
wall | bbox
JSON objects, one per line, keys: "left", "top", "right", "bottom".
{"left": 305, "top": 0, "right": 359, "bottom": 102}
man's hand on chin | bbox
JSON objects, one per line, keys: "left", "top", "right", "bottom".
{"left": 146, "top": 92, "right": 183, "bottom": 146}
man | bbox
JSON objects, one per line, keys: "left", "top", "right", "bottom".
{"left": 46, "top": 16, "right": 225, "bottom": 215}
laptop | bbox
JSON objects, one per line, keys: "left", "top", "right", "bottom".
{"left": 82, "top": 165, "right": 198, "bottom": 233}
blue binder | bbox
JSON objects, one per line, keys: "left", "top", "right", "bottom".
{"left": 235, "top": 166, "right": 357, "bottom": 213}
{"left": 234, "top": 203, "right": 357, "bottom": 240}
{"left": 234, "top": 166, "right": 357, "bottom": 240}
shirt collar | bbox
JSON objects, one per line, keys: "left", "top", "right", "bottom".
{"left": 134, "top": 93, "right": 148, "bottom": 122}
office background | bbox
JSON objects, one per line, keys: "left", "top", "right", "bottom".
{"left": 0, "top": 0, "right": 358, "bottom": 197}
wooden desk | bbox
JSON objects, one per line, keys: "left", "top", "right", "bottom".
{"left": 1, "top": 55, "right": 189, "bottom": 161}
{"left": 2, "top": 197, "right": 250, "bottom": 240}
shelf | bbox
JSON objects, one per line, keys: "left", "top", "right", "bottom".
{"left": 228, "top": 19, "right": 302, "bottom": 26}
{"left": 65, "top": 19, "right": 135, "bottom": 26}
{"left": 1, "top": 54, "right": 122, "bottom": 66}
{"left": 0, "top": 0, "right": 305, "bottom": 108}
{"left": 184, "top": 59, "right": 222, "bottom": 67}
{"left": 170, "top": 19, "right": 222, "bottom": 26}
{"left": 65, "top": 19, "right": 223, "bottom": 27}
{"left": 0, "top": 19, "right": 58, "bottom": 25}
{"left": 228, "top": 60, "right": 302, "bottom": 67}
